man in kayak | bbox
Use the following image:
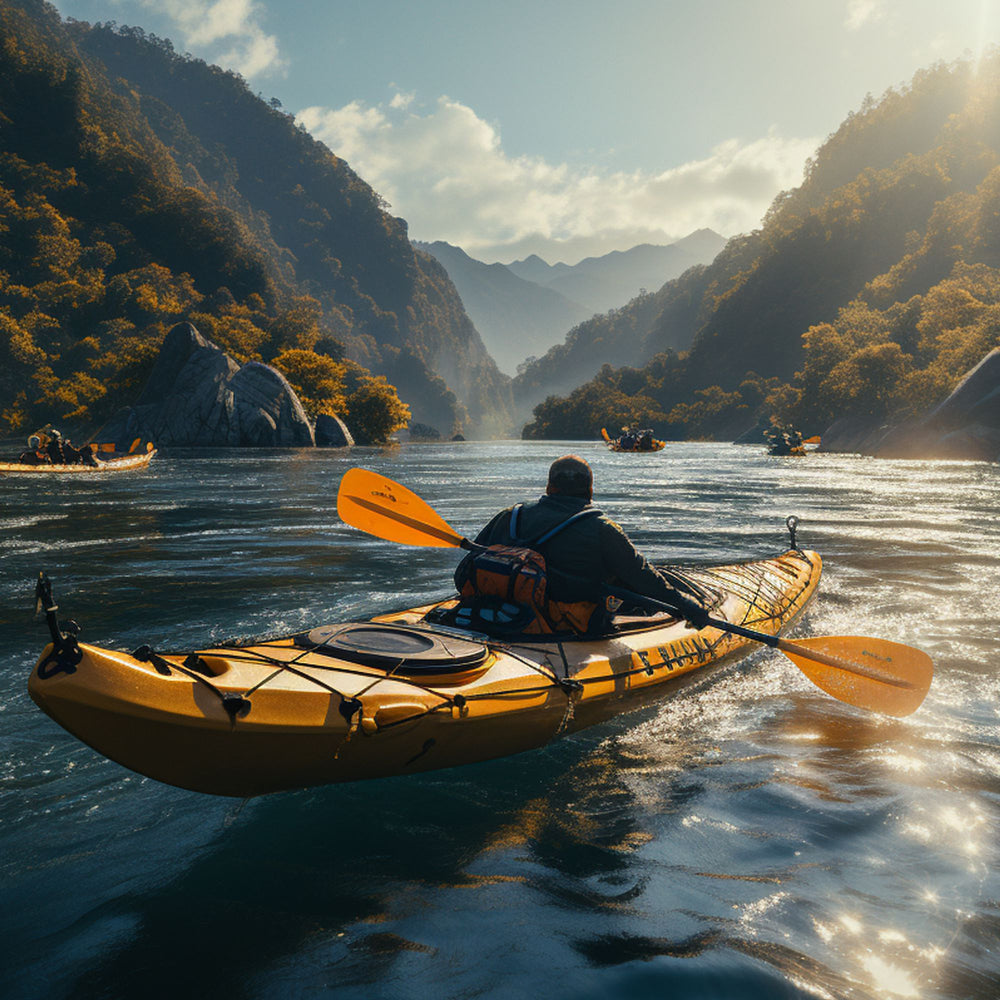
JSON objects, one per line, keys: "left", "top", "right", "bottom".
{"left": 45, "top": 429, "right": 98, "bottom": 466}
{"left": 454, "top": 454, "right": 711, "bottom": 632}
{"left": 46, "top": 430, "right": 69, "bottom": 464}
{"left": 18, "top": 435, "right": 51, "bottom": 465}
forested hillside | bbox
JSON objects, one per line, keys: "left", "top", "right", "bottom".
{"left": 525, "top": 54, "right": 1000, "bottom": 441}
{"left": 512, "top": 262, "right": 720, "bottom": 417}
{"left": 0, "top": 0, "right": 512, "bottom": 439}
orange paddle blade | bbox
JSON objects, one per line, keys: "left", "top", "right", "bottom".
{"left": 337, "top": 468, "right": 466, "bottom": 548}
{"left": 601, "top": 428, "right": 611, "bottom": 442}
{"left": 778, "top": 635, "right": 933, "bottom": 717}
{"left": 803, "top": 435, "right": 821, "bottom": 444}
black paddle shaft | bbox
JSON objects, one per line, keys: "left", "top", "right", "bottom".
{"left": 604, "top": 585, "right": 780, "bottom": 648}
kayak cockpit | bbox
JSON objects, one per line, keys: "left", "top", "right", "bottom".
{"left": 293, "top": 622, "right": 489, "bottom": 675}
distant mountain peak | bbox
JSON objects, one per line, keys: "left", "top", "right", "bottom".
{"left": 418, "top": 232, "right": 726, "bottom": 378}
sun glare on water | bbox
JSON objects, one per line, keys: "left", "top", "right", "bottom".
{"left": 860, "top": 954, "right": 920, "bottom": 998}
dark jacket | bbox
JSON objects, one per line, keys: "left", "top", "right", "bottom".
{"left": 46, "top": 438, "right": 67, "bottom": 464}
{"left": 454, "top": 493, "right": 697, "bottom": 610}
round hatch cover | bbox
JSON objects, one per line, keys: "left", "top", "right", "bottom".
{"left": 300, "top": 623, "right": 488, "bottom": 674}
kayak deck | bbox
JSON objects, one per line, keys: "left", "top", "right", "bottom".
{"left": 29, "top": 549, "right": 821, "bottom": 796}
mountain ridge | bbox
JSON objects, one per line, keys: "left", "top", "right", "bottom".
{"left": 505, "top": 229, "right": 726, "bottom": 314}
{"left": 413, "top": 241, "right": 591, "bottom": 375}
{"left": 418, "top": 230, "right": 725, "bottom": 378}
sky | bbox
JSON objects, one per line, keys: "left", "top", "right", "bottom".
{"left": 51, "top": 0, "right": 999, "bottom": 263}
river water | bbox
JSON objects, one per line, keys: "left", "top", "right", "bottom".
{"left": 1, "top": 442, "right": 997, "bottom": 1000}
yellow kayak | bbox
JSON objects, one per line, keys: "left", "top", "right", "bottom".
{"left": 29, "top": 549, "right": 821, "bottom": 796}
{"left": 0, "top": 447, "right": 156, "bottom": 475}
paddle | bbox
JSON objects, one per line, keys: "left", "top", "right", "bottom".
{"left": 336, "top": 468, "right": 933, "bottom": 717}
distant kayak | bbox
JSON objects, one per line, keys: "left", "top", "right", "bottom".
{"left": 0, "top": 449, "right": 155, "bottom": 476}
{"left": 28, "top": 548, "right": 821, "bottom": 796}
{"left": 764, "top": 427, "right": 807, "bottom": 456}
{"left": 601, "top": 427, "right": 666, "bottom": 452}
{"left": 0, "top": 443, "right": 155, "bottom": 475}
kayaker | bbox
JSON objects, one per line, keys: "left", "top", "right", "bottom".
{"left": 18, "top": 436, "right": 51, "bottom": 465}
{"left": 75, "top": 442, "right": 100, "bottom": 467}
{"left": 46, "top": 430, "right": 68, "bottom": 464}
{"left": 454, "top": 454, "right": 710, "bottom": 632}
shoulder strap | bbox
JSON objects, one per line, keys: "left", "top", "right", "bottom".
{"left": 508, "top": 504, "right": 525, "bottom": 543}
{"left": 508, "top": 504, "right": 602, "bottom": 547}
{"left": 534, "top": 508, "right": 602, "bottom": 546}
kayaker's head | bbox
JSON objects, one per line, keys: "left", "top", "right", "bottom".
{"left": 27, "top": 435, "right": 40, "bottom": 450}
{"left": 546, "top": 454, "right": 593, "bottom": 501}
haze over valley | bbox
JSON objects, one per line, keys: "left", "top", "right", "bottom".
{"left": 415, "top": 231, "right": 726, "bottom": 375}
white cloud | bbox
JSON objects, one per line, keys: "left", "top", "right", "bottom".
{"left": 136, "top": 0, "right": 284, "bottom": 78}
{"left": 845, "top": 0, "right": 887, "bottom": 31}
{"left": 297, "top": 96, "right": 819, "bottom": 263}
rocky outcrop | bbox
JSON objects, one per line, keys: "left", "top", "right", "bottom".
{"left": 408, "top": 422, "right": 442, "bottom": 441}
{"left": 821, "top": 348, "right": 1000, "bottom": 462}
{"left": 315, "top": 413, "right": 353, "bottom": 447}
{"left": 98, "top": 323, "right": 316, "bottom": 447}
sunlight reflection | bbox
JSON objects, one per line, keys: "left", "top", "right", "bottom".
{"left": 877, "top": 929, "right": 908, "bottom": 944}
{"left": 813, "top": 919, "right": 834, "bottom": 944}
{"left": 902, "top": 822, "right": 931, "bottom": 842}
{"left": 737, "top": 890, "right": 789, "bottom": 927}
{"left": 788, "top": 977, "right": 837, "bottom": 1000}
{"left": 859, "top": 954, "right": 919, "bottom": 998}
{"left": 902, "top": 798, "right": 985, "bottom": 857}
{"left": 875, "top": 750, "right": 925, "bottom": 773}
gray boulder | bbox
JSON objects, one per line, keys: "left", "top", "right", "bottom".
{"left": 98, "top": 322, "right": 315, "bottom": 447}
{"left": 818, "top": 416, "right": 896, "bottom": 455}
{"left": 821, "top": 348, "right": 1000, "bottom": 462}
{"left": 228, "top": 362, "right": 314, "bottom": 447}
{"left": 315, "top": 413, "right": 354, "bottom": 447}
{"left": 408, "top": 422, "right": 442, "bottom": 440}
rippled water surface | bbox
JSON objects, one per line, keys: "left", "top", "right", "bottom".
{"left": 1, "top": 442, "right": 997, "bottom": 999}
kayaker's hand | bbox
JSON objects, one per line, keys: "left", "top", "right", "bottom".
{"left": 670, "top": 593, "right": 711, "bottom": 630}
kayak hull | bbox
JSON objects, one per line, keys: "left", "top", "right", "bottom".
{"left": 0, "top": 450, "right": 156, "bottom": 475}
{"left": 29, "top": 549, "right": 821, "bottom": 796}
{"left": 606, "top": 441, "right": 666, "bottom": 452}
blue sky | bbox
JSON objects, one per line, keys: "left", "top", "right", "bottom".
{"left": 52, "top": 0, "right": 998, "bottom": 262}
